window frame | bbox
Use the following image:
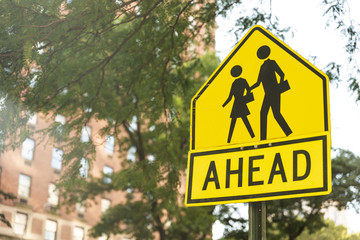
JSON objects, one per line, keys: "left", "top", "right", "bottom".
{"left": 79, "top": 158, "right": 89, "bottom": 178}
{"left": 75, "top": 202, "right": 86, "bottom": 217}
{"left": 81, "top": 126, "right": 91, "bottom": 143}
{"left": 105, "top": 135, "right": 115, "bottom": 154}
{"left": 13, "top": 212, "right": 28, "bottom": 236}
{"left": 51, "top": 148, "right": 63, "bottom": 171}
{"left": 44, "top": 219, "right": 57, "bottom": 240}
{"left": 73, "top": 226, "right": 85, "bottom": 240}
{"left": 21, "top": 138, "right": 35, "bottom": 161}
{"left": 55, "top": 114, "right": 66, "bottom": 125}
{"left": 27, "top": 112, "right": 37, "bottom": 126}
{"left": 47, "top": 183, "right": 59, "bottom": 206}
{"left": 101, "top": 198, "right": 111, "bottom": 213}
{"left": 18, "top": 174, "right": 31, "bottom": 198}
{"left": 103, "top": 166, "right": 113, "bottom": 184}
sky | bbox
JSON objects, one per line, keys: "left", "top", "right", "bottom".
{"left": 213, "top": 0, "right": 360, "bottom": 238}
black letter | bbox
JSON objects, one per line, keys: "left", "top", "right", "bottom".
{"left": 249, "top": 155, "right": 264, "bottom": 186}
{"left": 202, "top": 161, "right": 220, "bottom": 190}
{"left": 293, "top": 150, "right": 311, "bottom": 181}
{"left": 268, "top": 153, "right": 287, "bottom": 184}
{"left": 226, "top": 158, "right": 243, "bottom": 188}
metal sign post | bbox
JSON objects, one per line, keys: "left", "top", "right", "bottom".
{"left": 249, "top": 201, "right": 266, "bottom": 240}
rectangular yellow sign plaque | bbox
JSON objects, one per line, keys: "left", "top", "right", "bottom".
{"left": 186, "top": 134, "right": 331, "bottom": 206}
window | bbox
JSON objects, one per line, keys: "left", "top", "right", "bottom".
{"left": 103, "top": 166, "right": 113, "bottom": 184}
{"left": 27, "top": 112, "right": 37, "bottom": 126}
{"left": 51, "top": 148, "right": 63, "bottom": 170}
{"left": 73, "top": 226, "right": 85, "bottom": 240}
{"left": 105, "top": 135, "right": 115, "bottom": 154}
{"left": 48, "top": 183, "right": 59, "bottom": 206}
{"left": 81, "top": 126, "right": 91, "bottom": 143}
{"left": 13, "top": 212, "right": 27, "bottom": 235}
{"left": 54, "top": 114, "right": 66, "bottom": 133}
{"left": 101, "top": 198, "right": 111, "bottom": 213}
{"left": 98, "top": 234, "right": 108, "bottom": 240}
{"left": 44, "top": 220, "right": 57, "bottom": 240}
{"left": 30, "top": 68, "right": 40, "bottom": 88}
{"left": 55, "top": 114, "right": 66, "bottom": 125}
{"left": 76, "top": 202, "right": 86, "bottom": 218}
{"left": 21, "top": 138, "right": 35, "bottom": 161}
{"left": 79, "top": 158, "right": 89, "bottom": 178}
{"left": 18, "top": 174, "right": 31, "bottom": 198}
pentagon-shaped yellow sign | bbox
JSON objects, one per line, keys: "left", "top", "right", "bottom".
{"left": 186, "top": 25, "right": 331, "bottom": 206}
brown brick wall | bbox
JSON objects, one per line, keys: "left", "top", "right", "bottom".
{"left": 0, "top": 211, "right": 11, "bottom": 228}
{"left": 60, "top": 224, "right": 72, "bottom": 240}
{"left": 31, "top": 217, "right": 43, "bottom": 235}
{"left": 0, "top": 113, "right": 128, "bottom": 239}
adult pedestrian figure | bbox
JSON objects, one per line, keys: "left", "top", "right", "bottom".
{"left": 223, "top": 65, "right": 255, "bottom": 143}
{"left": 250, "top": 45, "right": 292, "bottom": 140}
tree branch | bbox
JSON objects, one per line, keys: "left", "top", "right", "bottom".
{"left": 73, "top": 0, "right": 163, "bottom": 84}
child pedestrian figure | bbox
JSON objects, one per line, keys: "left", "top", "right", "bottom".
{"left": 223, "top": 65, "right": 255, "bottom": 143}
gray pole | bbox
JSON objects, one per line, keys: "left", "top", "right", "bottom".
{"left": 248, "top": 201, "right": 266, "bottom": 240}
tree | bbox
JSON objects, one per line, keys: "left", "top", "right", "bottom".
{"left": 0, "top": 0, "right": 238, "bottom": 239}
{"left": 215, "top": 149, "right": 360, "bottom": 240}
{"left": 215, "top": 204, "right": 249, "bottom": 240}
{"left": 297, "top": 220, "right": 360, "bottom": 240}
{"left": 214, "top": 0, "right": 360, "bottom": 239}
{"left": 0, "top": 0, "right": 359, "bottom": 239}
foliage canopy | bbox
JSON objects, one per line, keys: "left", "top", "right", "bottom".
{"left": 0, "top": 0, "right": 360, "bottom": 239}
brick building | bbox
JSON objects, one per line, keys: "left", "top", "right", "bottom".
{"left": 0, "top": 1, "right": 216, "bottom": 238}
{"left": 0, "top": 112, "right": 129, "bottom": 240}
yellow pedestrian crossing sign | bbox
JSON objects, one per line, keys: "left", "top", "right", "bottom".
{"left": 185, "top": 25, "right": 331, "bottom": 206}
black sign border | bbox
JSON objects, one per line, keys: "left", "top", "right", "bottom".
{"left": 191, "top": 26, "right": 329, "bottom": 150}
{"left": 187, "top": 135, "right": 328, "bottom": 204}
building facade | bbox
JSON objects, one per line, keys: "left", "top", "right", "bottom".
{"left": 0, "top": 112, "right": 129, "bottom": 240}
